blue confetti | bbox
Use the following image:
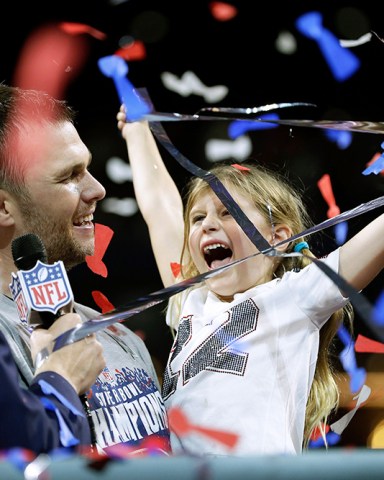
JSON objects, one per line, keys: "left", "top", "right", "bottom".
{"left": 334, "top": 221, "right": 348, "bottom": 245}
{"left": 362, "top": 153, "right": 384, "bottom": 175}
{"left": 295, "top": 11, "right": 360, "bottom": 82}
{"left": 228, "top": 113, "right": 279, "bottom": 139}
{"left": 372, "top": 290, "right": 384, "bottom": 326}
{"left": 98, "top": 55, "right": 151, "bottom": 121}
{"left": 324, "top": 129, "right": 352, "bottom": 149}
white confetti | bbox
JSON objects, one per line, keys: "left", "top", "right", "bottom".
{"left": 161, "top": 70, "right": 228, "bottom": 103}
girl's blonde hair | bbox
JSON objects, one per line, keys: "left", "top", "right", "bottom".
{"left": 169, "top": 161, "right": 353, "bottom": 449}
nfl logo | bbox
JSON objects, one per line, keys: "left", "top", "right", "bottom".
{"left": 9, "top": 260, "right": 74, "bottom": 327}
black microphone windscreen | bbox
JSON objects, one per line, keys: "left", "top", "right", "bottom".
{"left": 11, "top": 233, "right": 48, "bottom": 270}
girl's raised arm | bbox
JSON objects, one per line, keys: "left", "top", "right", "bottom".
{"left": 117, "top": 108, "right": 184, "bottom": 287}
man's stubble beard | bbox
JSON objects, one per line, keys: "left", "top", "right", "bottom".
{"left": 17, "top": 197, "right": 92, "bottom": 271}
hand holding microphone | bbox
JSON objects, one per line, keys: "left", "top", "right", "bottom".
{"left": 31, "top": 313, "right": 105, "bottom": 395}
{"left": 10, "top": 233, "right": 100, "bottom": 448}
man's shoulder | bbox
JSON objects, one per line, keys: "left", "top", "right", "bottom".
{"left": 73, "top": 302, "right": 144, "bottom": 345}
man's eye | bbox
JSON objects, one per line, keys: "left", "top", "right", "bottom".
{"left": 62, "top": 169, "right": 84, "bottom": 182}
{"left": 62, "top": 173, "right": 75, "bottom": 182}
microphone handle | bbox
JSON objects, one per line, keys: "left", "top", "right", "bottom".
{"left": 80, "top": 394, "right": 98, "bottom": 449}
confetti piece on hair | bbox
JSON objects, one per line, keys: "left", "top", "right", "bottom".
{"left": 13, "top": 23, "right": 89, "bottom": 99}
{"left": 161, "top": 71, "right": 228, "bottom": 103}
{"left": 295, "top": 11, "right": 360, "bottom": 82}
{"left": 338, "top": 325, "right": 366, "bottom": 393}
{"left": 98, "top": 55, "right": 151, "bottom": 121}
{"left": 209, "top": 2, "right": 238, "bottom": 21}
{"left": 86, "top": 223, "right": 114, "bottom": 277}
{"left": 232, "top": 164, "right": 250, "bottom": 172}
{"left": 324, "top": 129, "right": 352, "bottom": 149}
{"left": 115, "top": 40, "right": 146, "bottom": 61}
{"left": 59, "top": 22, "right": 107, "bottom": 40}
{"left": 205, "top": 136, "right": 252, "bottom": 162}
{"left": 92, "top": 291, "right": 115, "bottom": 313}
{"left": 228, "top": 113, "right": 279, "bottom": 139}
{"left": 355, "top": 334, "right": 384, "bottom": 353}
{"left": 317, "top": 173, "right": 340, "bottom": 218}
{"left": 331, "top": 384, "right": 371, "bottom": 435}
{"left": 170, "top": 262, "right": 181, "bottom": 278}
{"left": 168, "top": 407, "right": 238, "bottom": 449}
{"left": 366, "top": 152, "right": 384, "bottom": 176}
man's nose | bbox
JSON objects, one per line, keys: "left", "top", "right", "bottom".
{"left": 82, "top": 171, "right": 106, "bottom": 202}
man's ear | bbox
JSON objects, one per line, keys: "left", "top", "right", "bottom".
{"left": 271, "top": 224, "right": 292, "bottom": 252}
{"left": 0, "top": 189, "right": 17, "bottom": 227}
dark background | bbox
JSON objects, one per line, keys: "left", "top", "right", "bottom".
{"left": 2, "top": 0, "right": 384, "bottom": 449}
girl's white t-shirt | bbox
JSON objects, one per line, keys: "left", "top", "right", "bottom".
{"left": 163, "top": 249, "right": 348, "bottom": 456}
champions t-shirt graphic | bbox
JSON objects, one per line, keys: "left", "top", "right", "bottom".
{"left": 88, "top": 364, "right": 171, "bottom": 454}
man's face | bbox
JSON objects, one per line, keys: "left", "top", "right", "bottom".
{"left": 14, "top": 120, "right": 106, "bottom": 269}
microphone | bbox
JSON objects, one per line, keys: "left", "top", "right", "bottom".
{"left": 10, "top": 232, "right": 97, "bottom": 449}
{"left": 10, "top": 233, "right": 74, "bottom": 328}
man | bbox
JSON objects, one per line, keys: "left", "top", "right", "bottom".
{"left": 0, "top": 84, "right": 171, "bottom": 455}
{"left": 1, "top": 313, "right": 105, "bottom": 453}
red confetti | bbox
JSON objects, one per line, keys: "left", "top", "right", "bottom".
{"left": 209, "top": 2, "right": 238, "bottom": 21}
{"left": 10, "top": 23, "right": 90, "bottom": 174}
{"left": 168, "top": 407, "right": 239, "bottom": 449}
{"left": 231, "top": 163, "right": 250, "bottom": 172}
{"left": 59, "top": 22, "right": 107, "bottom": 40}
{"left": 86, "top": 223, "right": 114, "bottom": 277}
{"left": 317, "top": 173, "right": 340, "bottom": 218}
{"left": 92, "top": 290, "right": 115, "bottom": 313}
{"left": 13, "top": 23, "right": 89, "bottom": 100}
{"left": 170, "top": 262, "right": 181, "bottom": 278}
{"left": 115, "top": 40, "right": 147, "bottom": 61}
{"left": 310, "top": 422, "right": 330, "bottom": 441}
{"left": 355, "top": 334, "right": 384, "bottom": 353}
{"left": 139, "top": 436, "right": 171, "bottom": 455}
